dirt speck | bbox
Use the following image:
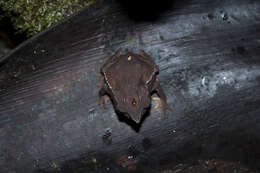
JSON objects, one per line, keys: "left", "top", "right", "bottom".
{"left": 102, "top": 128, "right": 112, "bottom": 145}
{"left": 142, "top": 138, "right": 152, "bottom": 151}
{"left": 207, "top": 13, "right": 214, "bottom": 20}
{"left": 115, "top": 155, "right": 138, "bottom": 171}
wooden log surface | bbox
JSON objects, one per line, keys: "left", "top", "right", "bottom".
{"left": 0, "top": 0, "right": 260, "bottom": 172}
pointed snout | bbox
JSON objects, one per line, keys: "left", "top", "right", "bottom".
{"left": 127, "top": 109, "right": 144, "bottom": 124}
{"left": 131, "top": 114, "right": 142, "bottom": 124}
{"left": 117, "top": 102, "right": 146, "bottom": 124}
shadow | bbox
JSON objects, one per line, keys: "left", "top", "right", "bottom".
{"left": 0, "top": 16, "right": 28, "bottom": 65}
{"left": 34, "top": 151, "right": 119, "bottom": 173}
{"left": 99, "top": 88, "right": 151, "bottom": 133}
{"left": 116, "top": 107, "right": 151, "bottom": 132}
{"left": 0, "top": 15, "right": 27, "bottom": 47}
{"left": 116, "top": 0, "right": 176, "bottom": 22}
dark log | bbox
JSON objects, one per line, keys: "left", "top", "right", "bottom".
{"left": 0, "top": 0, "right": 260, "bottom": 172}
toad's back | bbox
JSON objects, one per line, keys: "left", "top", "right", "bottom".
{"left": 105, "top": 54, "right": 154, "bottom": 89}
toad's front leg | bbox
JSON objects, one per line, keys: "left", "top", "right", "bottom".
{"left": 152, "top": 78, "right": 172, "bottom": 119}
{"left": 99, "top": 84, "right": 111, "bottom": 108}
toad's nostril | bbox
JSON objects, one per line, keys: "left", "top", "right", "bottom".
{"left": 132, "top": 98, "right": 137, "bottom": 106}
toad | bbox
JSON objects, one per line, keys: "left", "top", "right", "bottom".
{"left": 98, "top": 50, "right": 171, "bottom": 123}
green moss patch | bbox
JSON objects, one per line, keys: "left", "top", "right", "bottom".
{"left": 0, "top": 0, "right": 96, "bottom": 37}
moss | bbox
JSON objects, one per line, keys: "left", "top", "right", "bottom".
{"left": 13, "top": 70, "right": 21, "bottom": 78}
{"left": 125, "top": 34, "right": 136, "bottom": 45}
{"left": 31, "top": 64, "right": 36, "bottom": 71}
{"left": 51, "top": 162, "right": 59, "bottom": 169}
{"left": 0, "top": 0, "right": 97, "bottom": 37}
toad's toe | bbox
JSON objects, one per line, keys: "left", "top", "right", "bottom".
{"left": 152, "top": 97, "right": 161, "bottom": 110}
{"left": 99, "top": 95, "right": 110, "bottom": 108}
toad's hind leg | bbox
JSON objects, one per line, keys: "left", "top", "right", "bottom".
{"left": 152, "top": 78, "right": 172, "bottom": 119}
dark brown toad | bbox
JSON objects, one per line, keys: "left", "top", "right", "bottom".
{"left": 98, "top": 50, "right": 171, "bottom": 123}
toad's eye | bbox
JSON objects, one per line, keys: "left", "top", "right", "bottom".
{"left": 132, "top": 98, "right": 137, "bottom": 106}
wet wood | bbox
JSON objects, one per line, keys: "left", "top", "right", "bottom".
{"left": 0, "top": 0, "right": 260, "bottom": 172}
